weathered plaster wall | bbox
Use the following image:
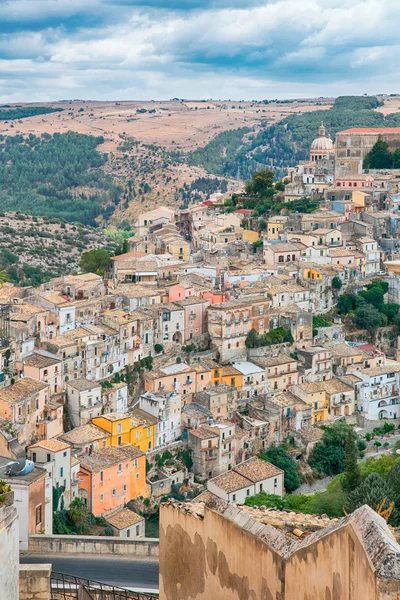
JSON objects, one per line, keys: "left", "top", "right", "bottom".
{"left": 0, "top": 496, "right": 19, "bottom": 600}
{"left": 19, "top": 564, "right": 51, "bottom": 600}
{"left": 160, "top": 505, "right": 285, "bottom": 600}
{"left": 160, "top": 504, "right": 400, "bottom": 600}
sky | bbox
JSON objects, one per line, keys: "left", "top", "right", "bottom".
{"left": 0, "top": 0, "right": 398, "bottom": 102}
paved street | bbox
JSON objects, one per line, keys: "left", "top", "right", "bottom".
{"left": 20, "top": 554, "right": 159, "bottom": 592}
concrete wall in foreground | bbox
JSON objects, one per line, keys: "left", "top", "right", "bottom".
{"left": 159, "top": 503, "right": 400, "bottom": 600}
{"left": 0, "top": 493, "right": 19, "bottom": 600}
{"left": 28, "top": 534, "right": 159, "bottom": 557}
{"left": 19, "top": 564, "right": 51, "bottom": 600}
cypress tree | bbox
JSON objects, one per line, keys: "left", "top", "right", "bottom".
{"left": 341, "top": 430, "right": 361, "bottom": 494}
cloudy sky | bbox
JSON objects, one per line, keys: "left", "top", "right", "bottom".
{"left": 0, "top": 0, "right": 398, "bottom": 101}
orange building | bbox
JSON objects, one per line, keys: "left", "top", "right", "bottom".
{"left": 78, "top": 445, "right": 147, "bottom": 516}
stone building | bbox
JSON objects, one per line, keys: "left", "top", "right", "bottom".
{"left": 160, "top": 501, "right": 400, "bottom": 600}
{"left": 335, "top": 127, "right": 400, "bottom": 175}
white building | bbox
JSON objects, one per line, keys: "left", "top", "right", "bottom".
{"left": 207, "top": 456, "right": 284, "bottom": 504}
{"left": 355, "top": 365, "right": 400, "bottom": 421}
{"left": 105, "top": 507, "right": 145, "bottom": 538}
{"left": 140, "top": 391, "right": 181, "bottom": 447}
{"left": 356, "top": 238, "right": 381, "bottom": 277}
{"left": 231, "top": 361, "right": 267, "bottom": 398}
{"left": 28, "top": 439, "right": 72, "bottom": 509}
{"left": 59, "top": 305, "right": 76, "bottom": 335}
{"left": 66, "top": 378, "right": 103, "bottom": 427}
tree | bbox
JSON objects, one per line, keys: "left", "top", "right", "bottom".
{"left": 245, "top": 328, "right": 260, "bottom": 349}
{"left": 79, "top": 249, "right": 111, "bottom": 275}
{"left": 310, "top": 442, "right": 345, "bottom": 476}
{"left": 245, "top": 170, "right": 275, "bottom": 197}
{"left": 67, "top": 498, "right": 90, "bottom": 534}
{"left": 0, "top": 268, "right": 10, "bottom": 288}
{"left": 337, "top": 293, "right": 358, "bottom": 315}
{"left": 358, "top": 286, "right": 384, "bottom": 309}
{"left": 386, "top": 462, "right": 400, "bottom": 500}
{"left": 341, "top": 431, "right": 361, "bottom": 493}
{"left": 332, "top": 276, "right": 342, "bottom": 291}
{"left": 346, "top": 473, "right": 398, "bottom": 524}
{"left": 353, "top": 304, "right": 381, "bottom": 334}
{"left": 260, "top": 446, "right": 300, "bottom": 492}
{"left": 363, "top": 139, "right": 394, "bottom": 169}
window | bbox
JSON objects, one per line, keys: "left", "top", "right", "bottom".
{"left": 60, "top": 467, "right": 63, "bottom": 477}
{"left": 112, "top": 488, "right": 116, "bottom": 496}
{"left": 117, "top": 423, "right": 122, "bottom": 434}
{"left": 32, "top": 452, "right": 36, "bottom": 462}
{"left": 136, "top": 525, "right": 140, "bottom": 536}
{"left": 47, "top": 454, "right": 51, "bottom": 462}
{"left": 35, "top": 505, "right": 42, "bottom": 526}
{"left": 274, "top": 478, "right": 278, "bottom": 488}
{"left": 246, "top": 489, "right": 250, "bottom": 496}
{"left": 123, "top": 484, "right": 127, "bottom": 493}
{"left": 100, "top": 471, "right": 104, "bottom": 482}
{"left": 232, "top": 494, "right": 236, "bottom": 501}
{"left": 118, "top": 463, "right": 122, "bottom": 473}
{"left": 100, "top": 494, "right": 104, "bottom": 502}
{"left": 127, "top": 529, "right": 130, "bottom": 538}
{"left": 133, "top": 459, "right": 138, "bottom": 469}
{"left": 136, "top": 473, "right": 140, "bottom": 479}
{"left": 118, "top": 436, "right": 122, "bottom": 446}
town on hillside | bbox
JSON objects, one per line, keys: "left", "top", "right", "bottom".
{"left": 2, "top": 124, "right": 400, "bottom": 584}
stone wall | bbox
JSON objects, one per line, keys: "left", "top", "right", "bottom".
{"left": 28, "top": 534, "right": 159, "bottom": 557}
{"left": 356, "top": 413, "right": 400, "bottom": 432}
{"left": 0, "top": 492, "right": 19, "bottom": 600}
{"left": 159, "top": 502, "right": 400, "bottom": 600}
{"left": 19, "top": 564, "right": 51, "bottom": 600}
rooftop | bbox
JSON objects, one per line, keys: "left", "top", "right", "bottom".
{"left": 79, "top": 445, "right": 143, "bottom": 473}
{"left": 0, "top": 378, "right": 48, "bottom": 404}
{"left": 60, "top": 424, "right": 111, "bottom": 445}
{"left": 209, "top": 469, "right": 252, "bottom": 493}
{"left": 67, "top": 378, "right": 101, "bottom": 392}
{"left": 23, "top": 353, "right": 61, "bottom": 369}
{"left": 105, "top": 507, "right": 144, "bottom": 530}
{"left": 29, "top": 439, "right": 70, "bottom": 453}
{"left": 233, "top": 457, "right": 283, "bottom": 482}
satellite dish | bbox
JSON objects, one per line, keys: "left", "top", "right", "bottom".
{"left": 5, "top": 458, "right": 34, "bottom": 477}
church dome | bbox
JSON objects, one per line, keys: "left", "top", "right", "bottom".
{"left": 310, "top": 122, "right": 334, "bottom": 152}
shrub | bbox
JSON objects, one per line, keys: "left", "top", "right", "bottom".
{"left": 154, "top": 344, "right": 163, "bottom": 354}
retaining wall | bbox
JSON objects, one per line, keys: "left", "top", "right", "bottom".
{"left": 27, "top": 535, "right": 159, "bottom": 558}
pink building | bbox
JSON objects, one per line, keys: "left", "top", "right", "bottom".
{"left": 329, "top": 248, "right": 356, "bottom": 266}
{"left": 168, "top": 282, "right": 196, "bottom": 302}
{"left": 264, "top": 243, "right": 303, "bottom": 267}
{"left": 175, "top": 297, "right": 210, "bottom": 342}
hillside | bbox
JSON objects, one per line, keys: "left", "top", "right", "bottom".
{"left": 0, "top": 213, "right": 116, "bottom": 286}
{"left": 188, "top": 96, "right": 400, "bottom": 179}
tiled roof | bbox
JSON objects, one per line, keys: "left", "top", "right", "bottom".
{"left": 105, "top": 507, "right": 144, "bottom": 529}
{"left": 210, "top": 470, "right": 252, "bottom": 493}
{"left": 60, "top": 424, "right": 111, "bottom": 445}
{"left": 23, "top": 353, "right": 61, "bottom": 368}
{"left": 67, "top": 378, "right": 101, "bottom": 392}
{"left": 30, "top": 439, "right": 70, "bottom": 453}
{"left": 79, "top": 445, "right": 143, "bottom": 472}
{"left": 233, "top": 457, "right": 283, "bottom": 482}
{"left": 0, "top": 378, "right": 48, "bottom": 404}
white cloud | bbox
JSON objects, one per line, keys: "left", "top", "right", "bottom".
{"left": 0, "top": 0, "right": 399, "bottom": 101}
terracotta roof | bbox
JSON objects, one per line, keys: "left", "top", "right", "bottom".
{"left": 210, "top": 470, "right": 252, "bottom": 493}
{"left": 79, "top": 445, "right": 143, "bottom": 472}
{"left": 67, "top": 378, "right": 101, "bottom": 392}
{"left": 30, "top": 439, "right": 70, "bottom": 453}
{"left": 338, "top": 128, "right": 400, "bottom": 134}
{"left": 233, "top": 457, "right": 283, "bottom": 482}
{"left": 23, "top": 353, "right": 61, "bottom": 369}
{"left": 60, "top": 424, "right": 111, "bottom": 445}
{"left": 105, "top": 507, "right": 144, "bottom": 529}
{"left": 0, "top": 378, "right": 48, "bottom": 404}
{"left": 189, "top": 427, "right": 218, "bottom": 440}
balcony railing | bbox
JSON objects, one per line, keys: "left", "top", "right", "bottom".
{"left": 50, "top": 571, "right": 158, "bottom": 600}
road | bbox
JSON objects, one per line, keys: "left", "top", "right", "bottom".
{"left": 20, "top": 554, "right": 159, "bottom": 592}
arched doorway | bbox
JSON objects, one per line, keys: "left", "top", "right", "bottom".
{"left": 379, "top": 410, "right": 389, "bottom": 420}
{"left": 173, "top": 332, "right": 183, "bottom": 344}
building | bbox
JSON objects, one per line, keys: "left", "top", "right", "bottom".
{"left": 354, "top": 365, "right": 400, "bottom": 421}
{"left": 189, "top": 422, "right": 235, "bottom": 480}
{"left": 78, "top": 444, "right": 147, "bottom": 516}
{"left": 19, "top": 352, "right": 62, "bottom": 395}
{"left": 255, "top": 355, "right": 299, "bottom": 393}
{"left": 335, "top": 127, "right": 400, "bottom": 175}
{"left": 0, "top": 378, "right": 50, "bottom": 447}
{"left": 66, "top": 378, "right": 103, "bottom": 427}
{"left": 207, "top": 456, "right": 284, "bottom": 503}
{"left": 231, "top": 361, "right": 267, "bottom": 398}
{"left": 0, "top": 456, "right": 52, "bottom": 550}
{"left": 92, "top": 410, "right": 157, "bottom": 452}
{"left": 28, "top": 439, "right": 72, "bottom": 509}
{"left": 289, "top": 383, "right": 329, "bottom": 424}
{"left": 194, "top": 385, "right": 238, "bottom": 421}
{"left": 297, "top": 346, "right": 333, "bottom": 383}
{"left": 60, "top": 423, "right": 111, "bottom": 455}
{"left": 139, "top": 391, "right": 181, "bottom": 447}
{"left": 105, "top": 507, "right": 145, "bottom": 538}
{"left": 101, "top": 382, "right": 128, "bottom": 414}
{"left": 159, "top": 502, "right": 400, "bottom": 600}
{"left": 263, "top": 243, "right": 303, "bottom": 267}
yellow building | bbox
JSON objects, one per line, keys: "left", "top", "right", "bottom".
{"left": 205, "top": 362, "right": 243, "bottom": 390}
{"left": 303, "top": 267, "right": 323, "bottom": 281}
{"left": 267, "top": 216, "right": 288, "bottom": 240}
{"left": 166, "top": 239, "right": 190, "bottom": 261}
{"left": 289, "top": 383, "right": 329, "bottom": 424}
{"left": 242, "top": 230, "right": 259, "bottom": 243}
{"left": 92, "top": 411, "right": 157, "bottom": 452}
